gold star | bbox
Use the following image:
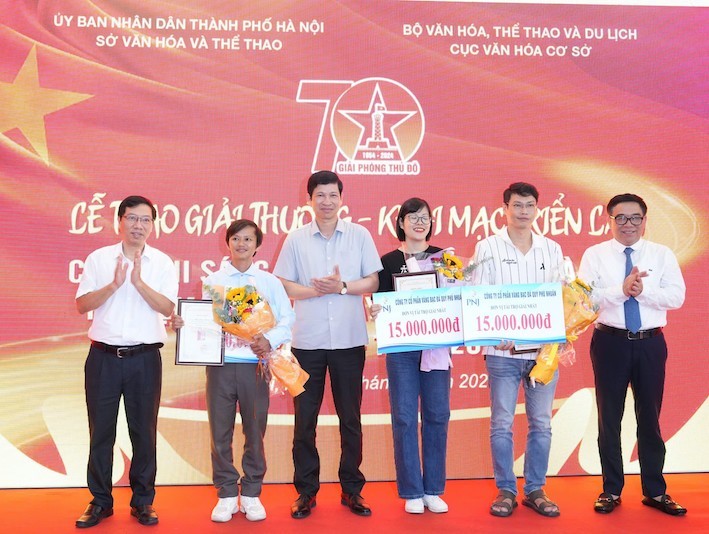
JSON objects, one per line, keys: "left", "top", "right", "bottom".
{"left": 0, "top": 45, "right": 93, "bottom": 163}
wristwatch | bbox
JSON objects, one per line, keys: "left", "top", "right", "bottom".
{"left": 339, "top": 281, "right": 348, "bottom": 295}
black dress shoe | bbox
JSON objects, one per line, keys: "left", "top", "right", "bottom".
{"left": 291, "top": 494, "right": 316, "bottom": 519}
{"left": 76, "top": 503, "right": 113, "bottom": 528}
{"left": 341, "top": 493, "right": 372, "bottom": 517}
{"left": 642, "top": 495, "right": 687, "bottom": 516}
{"left": 594, "top": 492, "right": 621, "bottom": 514}
{"left": 130, "top": 504, "right": 159, "bottom": 526}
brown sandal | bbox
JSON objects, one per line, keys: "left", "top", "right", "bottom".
{"left": 522, "top": 489, "right": 560, "bottom": 517}
{"left": 490, "top": 490, "right": 518, "bottom": 517}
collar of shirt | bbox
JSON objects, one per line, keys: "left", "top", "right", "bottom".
{"left": 611, "top": 237, "right": 646, "bottom": 255}
{"left": 500, "top": 226, "right": 546, "bottom": 251}
{"left": 221, "top": 261, "right": 261, "bottom": 281}
{"left": 118, "top": 242, "right": 157, "bottom": 262}
{"left": 309, "top": 218, "right": 345, "bottom": 238}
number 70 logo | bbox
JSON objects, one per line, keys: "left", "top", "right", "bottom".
{"left": 297, "top": 78, "right": 425, "bottom": 174}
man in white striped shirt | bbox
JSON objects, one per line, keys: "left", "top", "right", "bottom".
{"left": 471, "top": 182, "right": 564, "bottom": 519}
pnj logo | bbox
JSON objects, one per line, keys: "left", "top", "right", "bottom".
{"left": 297, "top": 78, "right": 424, "bottom": 176}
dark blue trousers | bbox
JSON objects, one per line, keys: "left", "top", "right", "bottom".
{"left": 590, "top": 329, "right": 667, "bottom": 497}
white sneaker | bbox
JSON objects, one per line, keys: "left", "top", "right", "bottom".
{"left": 211, "top": 497, "right": 238, "bottom": 522}
{"left": 405, "top": 498, "right": 424, "bottom": 514}
{"left": 423, "top": 495, "right": 449, "bottom": 513}
{"left": 240, "top": 496, "right": 267, "bottom": 521}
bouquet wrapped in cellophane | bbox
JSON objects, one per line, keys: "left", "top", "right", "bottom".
{"left": 529, "top": 261, "right": 598, "bottom": 385}
{"left": 206, "top": 284, "right": 309, "bottom": 397}
{"left": 411, "top": 248, "right": 487, "bottom": 287}
{"left": 268, "top": 344, "right": 310, "bottom": 397}
{"left": 430, "top": 250, "right": 484, "bottom": 286}
{"left": 206, "top": 284, "right": 276, "bottom": 342}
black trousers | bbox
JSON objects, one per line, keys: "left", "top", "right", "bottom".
{"left": 590, "top": 329, "right": 667, "bottom": 497}
{"left": 292, "top": 346, "right": 366, "bottom": 496}
{"left": 84, "top": 345, "right": 162, "bottom": 508}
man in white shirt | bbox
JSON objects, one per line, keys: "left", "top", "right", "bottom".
{"left": 471, "top": 182, "right": 563, "bottom": 519}
{"left": 74, "top": 196, "right": 178, "bottom": 528}
{"left": 579, "top": 193, "right": 687, "bottom": 516}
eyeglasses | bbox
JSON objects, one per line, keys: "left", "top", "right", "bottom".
{"left": 123, "top": 214, "right": 153, "bottom": 226}
{"left": 507, "top": 202, "right": 537, "bottom": 211}
{"left": 405, "top": 214, "right": 432, "bottom": 225}
{"left": 610, "top": 214, "right": 644, "bottom": 226}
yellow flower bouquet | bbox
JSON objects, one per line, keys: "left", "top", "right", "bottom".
{"left": 206, "top": 284, "right": 309, "bottom": 397}
{"left": 430, "top": 250, "right": 486, "bottom": 286}
{"left": 529, "top": 277, "right": 598, "bottom": 385}
{"left": 206, "top": 284, "right": 276, "bottom": 343}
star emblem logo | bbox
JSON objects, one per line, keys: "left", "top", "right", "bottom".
{"left": 330, "top": 78, "right": 424, "bottom": 163}
{"left": 0, "top": 45, "right": 93, "bottom": 163}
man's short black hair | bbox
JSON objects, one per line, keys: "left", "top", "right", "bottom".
{"left": 607, "top": 193, "right": 648, "bottom": 216}
{"left": 307, "top": 170, "right": 343, "bottom": 197}
{"left": 225, "top": 219, "right": 263, "bottom": 248}
{"left": 503, "top": 182, "right": 539, "bottom": 204}
{"left": 118, "top": 195, "right": 156, "bottom": 219}
{"left": 396, "top": 197, "right": 433, "bottom": 242}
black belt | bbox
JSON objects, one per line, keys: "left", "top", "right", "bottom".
{"left": 91, "top": 341, "right": 163, "bottom": 358}
{"left": 595, "top": 323, "right": 662, "bottom": 340}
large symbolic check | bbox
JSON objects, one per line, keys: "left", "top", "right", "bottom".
{"left": 373, "top": 287, "right": 464, "bottom": 353}
{"left": 460, "top": 283, "right": 566, "bottom": 347}
{"left": 373, "top": 283, "right": 566, "bottom": 354}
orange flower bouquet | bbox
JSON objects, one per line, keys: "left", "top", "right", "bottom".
{"left": 206, "top": 284, "right": 309, "bottom": 397}
{"left": 206, "top": 284, "right": 276, "bottom": 343}
{"left": 529, "top": 276, "right": 598, "bottom": 385}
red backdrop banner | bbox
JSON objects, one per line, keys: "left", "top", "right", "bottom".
{"left": 0, "top": 1, "right": 707, "bottom": 487}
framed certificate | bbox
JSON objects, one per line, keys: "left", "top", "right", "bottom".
{"left": 175, "top": 299, "right": 224, "bottom": 366}
{"left": 393, "top": 270, "right": 439, "bottom": 292}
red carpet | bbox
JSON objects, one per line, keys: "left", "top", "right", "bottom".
{"left": 3, "top": 474, "right": 705, "bottom": 533}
